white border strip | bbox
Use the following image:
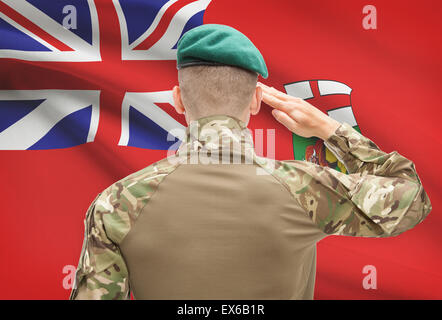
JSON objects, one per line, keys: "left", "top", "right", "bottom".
{"left": 327, "top": 106, "right": 357, "bottom": 127}
{"left": 118, "top": 91, "right": 184, "bottom": 146}
{"left": 318, "top": 80, "right": 352, "bottom": 96}
{"left": 284, "top": 81, "right": 314, "bottom": 99}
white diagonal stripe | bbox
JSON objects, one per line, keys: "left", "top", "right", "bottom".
{"left": 121, "top": 0, "right": 212, "bottom": 60}
{"left": 118, "top": 91, "right": 184, "bottom": 146}
{"left": 0, "top": 90, "right": 100, "bottom": 150}
{"left": 145, "top": 0, "right": 211, "bottom": 59}
{"left": 127, "top": 0, "right": 179, "bottom": 50}
{"left": 0, "top": 12, "right": 59, "bottom": 52}
{"left": 3, "top": 0, "right": 91, "bottom": 51}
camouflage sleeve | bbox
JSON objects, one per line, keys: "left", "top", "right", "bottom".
{"left": 69, "top": 191, "right": 130, "bottom": 300}
{"left": 277, "top": 122, "right": 432, "bottom": 237}
{"left": 69, "top": 157, "right": 180, "bottom": 300}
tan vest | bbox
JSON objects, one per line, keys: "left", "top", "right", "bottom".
{"left": 120, "top": 161, "right": 326, "bottom": 299}
{"left": 119, "top": 116, "right": 327, "bottom": 299}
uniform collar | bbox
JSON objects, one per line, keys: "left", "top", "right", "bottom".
{"left": 176, "top": 114, "right": 255, "bottom": 159}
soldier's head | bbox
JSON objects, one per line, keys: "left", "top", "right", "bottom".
{"left": 173, "top": 24, "right": 268, "bottom": 125}
{"left": 172, "top": 65, "right": 262, "bottom": 124}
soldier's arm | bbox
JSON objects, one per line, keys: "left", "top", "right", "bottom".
{"left": 271, "top": 122, "right": 432, "bottom": 237}
{"left": 259, "top": 82, "right": 432, "bottom": 237}
{"left": 70, "top": 192, "right": 130, "bottom": 300}
{"left": 69, "top": 158, "right": 180, "bottom": 299}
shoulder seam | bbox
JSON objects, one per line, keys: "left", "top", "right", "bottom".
{"left": 255, "top": 158, "right": 307, "bottom": 209}
{"left": 119, "top": 158, "right": 184, "bottom": 246}
{"left": 255, "top": 158, "right": 326, "bottom": 235}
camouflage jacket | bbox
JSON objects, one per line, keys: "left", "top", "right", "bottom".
{"left": 70, "top": 115, "right": 431, "bottom": 300}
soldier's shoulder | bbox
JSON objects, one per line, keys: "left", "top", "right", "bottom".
{"left": 254, "top": 155, "right": 316, "bottom": 184}
{"left": 101, "top": 154, "right": 180, "bottom": 197}
{"left": 261, "top": 157, "right": 317, "bottom": 175}
{"left": 91, "top": 155, "right": 181, "bottom": 243}
{"left": 255, "top": 155, "right": 343, "bottom": 190}
{"left": 91, "top": 155, "right": 179, "bottom": 213}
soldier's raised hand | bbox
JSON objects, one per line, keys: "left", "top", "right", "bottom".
{"left": 258, "top": 82, "right": 341, "bottom": 141}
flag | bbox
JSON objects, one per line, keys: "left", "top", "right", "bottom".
{"left": 0, "top": 0, "right": 440, "bottom": 299}
{"left": 0, "top": 90, "right": 100, "bottom": 150}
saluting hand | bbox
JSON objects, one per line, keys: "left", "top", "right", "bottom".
{"left": 258, "top": 82, "right": 341, "bottom": 141}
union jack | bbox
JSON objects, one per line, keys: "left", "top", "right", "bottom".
{"left": 0, "top": 0, "right": 211, "bottom": 150}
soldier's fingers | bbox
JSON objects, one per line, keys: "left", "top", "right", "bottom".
{"left": 257, "top": 81, "right": 271, "bottom": 89}
{"left": 271, "top": 109, "right": 299, "bottom": 132}
{"left": 262, "top": 92, "right": 293, "bottom": 113}
{"left": 258, "top": 83, "right": 290, "bottom": 101}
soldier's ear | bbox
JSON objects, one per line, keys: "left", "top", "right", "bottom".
{"left": 172, "top": 85, "right": 186, "bottom": 115}
{"left": 250, "top": 85, "right": 262, "bottom": 115}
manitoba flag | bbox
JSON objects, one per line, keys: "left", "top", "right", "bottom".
{"left": 0, "top": 0, "right": 440, "bottom": 299}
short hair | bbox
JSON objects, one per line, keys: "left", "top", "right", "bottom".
{"left": 178, "top": 65, "right": 258, "bottom": 119}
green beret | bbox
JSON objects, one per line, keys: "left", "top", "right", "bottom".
{"left": 176, "top": 24, "right": 268, "bottom": 79}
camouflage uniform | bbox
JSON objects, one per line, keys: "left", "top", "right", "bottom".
{"left": 70, "top": 115, "right": 431, "bottom": 300}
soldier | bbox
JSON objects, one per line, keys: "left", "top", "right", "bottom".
{"left": 70, "top": 24, "right": 432, "bottom": 300}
